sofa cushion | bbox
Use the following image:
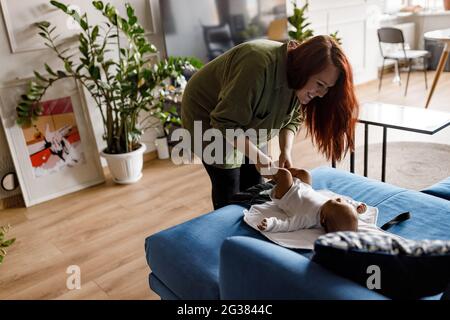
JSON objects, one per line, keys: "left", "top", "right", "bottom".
{"left": 311, "top": 167, "right": 450, "bottom": 240}
{"left": 375, "top": 190, "right": 450, "bottom": 240}
{"left": 311, "top": 167, "right": 404, "bottom": 207}
{"left": 149, "top": 273, "right": 180, "bottom": 300}
{"left": 145, "top": 205, "right": 266, "bottom": 299}
{"left": 421, "top": 177, "right": 450, "bottom": 201}
{"left": 313, "top": 231, "right": 450, "bottom": 299}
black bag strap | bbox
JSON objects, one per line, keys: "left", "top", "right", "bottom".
{"left": 380, "top": 211, "right": 411, "bottom": 231}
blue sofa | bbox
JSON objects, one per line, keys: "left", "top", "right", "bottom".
{"left": 145, "top": 167, "right": 450, "bottom": 299}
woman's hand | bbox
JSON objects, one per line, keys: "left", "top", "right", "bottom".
{"left": 278, "top": 150, "right": 293, "bottom": 169}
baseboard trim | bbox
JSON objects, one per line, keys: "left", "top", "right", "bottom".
{"left": 144, "top": 150, "right": 158, "bottom": 163}
{"left": 0, "top": 151, "right": 159, "bottom": 210}
{"left": 0, "top": 194, "right": 24, "bottom": 209}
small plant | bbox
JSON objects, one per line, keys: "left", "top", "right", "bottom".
{"left": 329, "top": 31, "right": 342, "bottom": 45}
{"left": 288, "top": 1, "right": 342, "bottom": 45}
{"left": 139, "top": 56, "right": 202, "bottom": 139}
{"left": 155, "top": 105, "right": 182, "bottom": 138}
{"left": 288, "top": 2, "right": 314, "bottom": 43}
{"left": 0, "top": 224, "right": 16, "bottom": 265}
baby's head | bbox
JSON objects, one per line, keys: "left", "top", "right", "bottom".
{"left": 320, "top": 197, "right": 358, "bottom": 233}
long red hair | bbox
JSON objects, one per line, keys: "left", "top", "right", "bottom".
{"left": 287, "top": 35, "right": 358, "bottom": 161}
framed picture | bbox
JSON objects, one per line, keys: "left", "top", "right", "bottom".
{"left": 0, "top": 0, "right": 156, "bottom": 53}
{"left": 0, "top": 77, "right": 105, "bottom": 207}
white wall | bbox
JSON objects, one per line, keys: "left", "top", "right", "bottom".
{"left": 163, "top": 0, "right": 220, "bottom": 61}
{"left": 0, "top": 0, "right": 165, "bottom": 200}
{"left": 289, "top": 0, "right": 385, "bottom": 84}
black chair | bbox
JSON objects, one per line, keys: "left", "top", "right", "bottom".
{"left": 202, "top": 24, "right": 235, "bottom": 61}
{"left": 377, "top": 27, "right": 430, "bottom": 96}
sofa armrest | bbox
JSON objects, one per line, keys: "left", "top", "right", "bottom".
{"left": 219, "top": 236, "right": 388, "bottom": 300}
{"left": 421, "top": 177, "right": 450, "bottom": 201}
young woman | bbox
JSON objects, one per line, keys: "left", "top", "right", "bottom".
{"left": 181, "top": 35, "right": 358, "bottom": 209}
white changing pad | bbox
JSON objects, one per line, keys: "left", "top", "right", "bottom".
{"left": 243, "top": 190, "right": 379, "bottom": 250}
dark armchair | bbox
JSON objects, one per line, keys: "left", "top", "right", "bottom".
{"left": 377, "top": 27, "right": 430, "bottom": 96}
{"left": 202, "top": 23, "right": 235, "bottom": 61}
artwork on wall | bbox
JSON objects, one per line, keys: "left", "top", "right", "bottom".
{"left": 0, "top": 77, "right": 105, "bottom": 207}
{"left": 0, "top": 0, "right": 156, "bottom": 53}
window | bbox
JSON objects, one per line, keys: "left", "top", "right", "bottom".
{"left": 384, "top": 0, "right": 444, "bottom": 13}
{"left": 410, "top": 0, "right": 443, "bottom": 10}
{"left": 384, "top": 0, "right": 406, "bottom": 13}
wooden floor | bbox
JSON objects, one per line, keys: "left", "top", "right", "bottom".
{"left": 0, "top": 70, "right": 449, "bottom": 299}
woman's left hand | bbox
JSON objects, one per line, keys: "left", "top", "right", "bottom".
{"left": 278, "top": 151, "right": 293, "bottom": 169}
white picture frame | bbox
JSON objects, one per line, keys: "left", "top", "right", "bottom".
{"left": 0, "top": 77, "right": 105, "bottom": 207}
{"left": 0, "top": 0, "right": 156, "bottom": 53}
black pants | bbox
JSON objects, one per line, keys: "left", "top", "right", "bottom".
{"left": 202, "top": 159, "right": 264, "bottom": 210}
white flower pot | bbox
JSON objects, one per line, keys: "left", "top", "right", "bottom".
{"left": 100, "top": 144, "right": 146, "bottom": 184}
{"left": 155, "top": 136, "right": 170, "bottom": 159}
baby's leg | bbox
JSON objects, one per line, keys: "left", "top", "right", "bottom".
{"left": 272, "top": 168, "right": 293, "bottom": 199}
{"left": 287, "top": 168, "right": 312, "bottom": 185}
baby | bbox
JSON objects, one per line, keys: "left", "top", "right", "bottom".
{"left": 257, "top": 167, "right": 367, "bottom": 233}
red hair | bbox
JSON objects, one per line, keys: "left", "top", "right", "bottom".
{"left": 287, "top": 35, "right": 359, "bottom": 161}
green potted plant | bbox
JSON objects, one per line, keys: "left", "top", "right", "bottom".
{"left": 16, "top": 1, "right": 191, "bottom": 183}
{"left": 139, "top": 56, "right": 203, "bottom": 160}
{"left": 153, "top": 105, "right": 182, "bottom": 159}
{"left": 288, "top": 1, "right": 314, "bottom": 43}
{"left": 0, "top": 224, "right": 15, "bottom": 266}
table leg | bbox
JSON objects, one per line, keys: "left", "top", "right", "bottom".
{"left": 393, "top": 60, "right": 401, "bottom": 85}
{"left": 364, "top": 123, "right": 368, "bottom": 177}
{"left": 350, "top": 130, "right": 355, "bottom": 173}
{"left": 332, "top": 157, "right": 336, "bottom": 168}
{"left": 425, "top": 43, "right": 449, "bottom": 109}
{"left": 381, "top": 127, "right": 387, "bottom": 182}
{"left": 350, "top": 150, "right": 355, "bottom": 173}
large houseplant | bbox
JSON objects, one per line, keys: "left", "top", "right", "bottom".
{"left": 16, "top": 1, "right": 193, "bottom": 183}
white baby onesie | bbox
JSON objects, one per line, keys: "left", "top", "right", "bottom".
{"left": 264, "top": 178, "right": 330, "bottom": 232}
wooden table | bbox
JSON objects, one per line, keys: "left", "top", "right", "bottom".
{"left": 332, "top": 102, "right": 450, "bottom": 182}
{"left": 424, "top": 28, "right": 450, "bottom": 109}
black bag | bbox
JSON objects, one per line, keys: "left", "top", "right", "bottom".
{"left": 312, "top": 230, "right": 450, "bottom": 299}
{"left": 230, "top": 181, "right": 275, "bottom": 208}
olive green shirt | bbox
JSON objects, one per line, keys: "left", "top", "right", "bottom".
{"left": 181, "top": 39, "right": 303, "bottom": 168}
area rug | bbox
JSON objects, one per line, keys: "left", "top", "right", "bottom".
{"left": 336, "top": 142, "right": 450, "bottom": 191}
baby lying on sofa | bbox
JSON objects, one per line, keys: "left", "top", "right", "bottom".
{"left": 256, "top": 167, "right": 367, "bottom": 233}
